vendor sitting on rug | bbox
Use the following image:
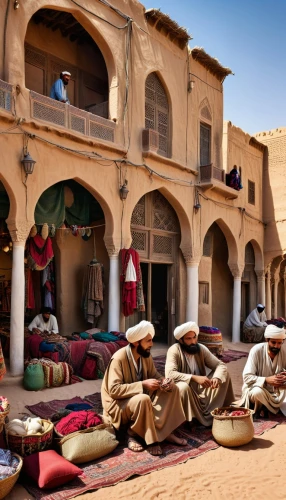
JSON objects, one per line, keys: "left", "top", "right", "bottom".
{"left": 234, "top": 324, "right": 286, "bottom": 418}
{"left": 101, "top": 320, "right": 187, "bottom": 456}
{"left": 165, "top": 321, "right": 234, "bottom": 427}
{"left": 243, "top": 304, "right": 267, "bottom": 343}
{"left": 28, "top": 307, "right": 59, "bottom": 336}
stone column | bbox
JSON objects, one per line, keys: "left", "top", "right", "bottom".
{"left": 255, "top": 269, "right": 265, "bottom": 306}
{"left": 7, "top": 220, "right": 33, "bottom": 376}
{"left": 273, "top": 276, "right": 279, "bottom": 320}
{"left": 229, "top": 264, "right": 243, "bottom": 343}
{"left": 107, "top": 248, "right": 120, "bottom": 332}
{"left": 183, "top": 253, "right": 200, "bottom": 324}
{"left": 265, "top": 265, "right": 272, "bottom": 319}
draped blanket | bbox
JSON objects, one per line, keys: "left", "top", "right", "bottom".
{"left": 120, "top": 248, "right": 145, "bottom": 317}
{"left": 26, "top": 235, "right": 54, "bottom": 271}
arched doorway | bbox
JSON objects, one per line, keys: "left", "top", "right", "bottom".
{"left": 128, "top": 191, "right": 182, "bottom": 344}
{"left": 25, "top": 8, "right": 109, "bottom": 117}
{"left": 0, "top": 182, "right": 12, "bottom": 336}
{"left": 30, "top": 180, "right": 107, "bottom": 334}
{"left": 200, "top": 222, "right": 233, "bottom": 339}
{"left": 241, "top": 242, "right": 257, "bottom": 321}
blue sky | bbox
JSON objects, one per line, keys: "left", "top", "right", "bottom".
{"left": 142, "top": 0, "right": 286, "bottom": 135}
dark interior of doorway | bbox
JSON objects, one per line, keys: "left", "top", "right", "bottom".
{"left": 140, "top": 263, "right": 168, "bottom": 344}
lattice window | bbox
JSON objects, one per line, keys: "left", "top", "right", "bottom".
{"left": 152, "top": 192, "right": 179, "bottom": 232}
{"left": 248, "top": 180, "right": 255, "bottom": 205}
{"left": 131, "top": 230, "right": 147, "bottom": 251}
{"left": 131, "top": 197, "right": 145, "bottom": 226}
{"left": 200, "top": 123, "right": 211, "bottom": 166}
{"left": 25, "top": 45, "right": 46, "bottom": 69}
{"left": 153, "top": 234, "right": 172, "bottom": 255}
{"left": 145, "top": 72, "right": 170, "bottom": 157}
{"left": 201, "top": 106, "right": 212, "bottom": 121}
{"left": 70, "top": 114, "right": 85, "bottom": 134}
{"left": 199, "top": 282, "right": 209, "bottom": 304}
{"left": 203, "top": 231, "right": 213, "bottom": 257}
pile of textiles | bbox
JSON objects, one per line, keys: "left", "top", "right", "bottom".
{"left": 266, "top": 317, "right": 286, "bottom": 328}
{"left": 55, "top": 410, "right": 102, "bottom": 436}
{"left": 34, "top": 358, "right": 73, "bottom": 387}
{"left": 198, "top": 326, "right": 223, "bottom": 356}
{"left": 0, "top": 449, "right": 20, "bottom": 479}
{"left": 86, "top": 339, "right": 128, "bottom": 378}
{"left": 25, "top": 334, "right": 71, "bottom": 364}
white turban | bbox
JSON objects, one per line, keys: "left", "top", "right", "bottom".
{"left": 61, "top": 71, "right": 71, "bottom": 76}
{"left": 264, "top": 324, "right": 286, "bottom": 340}
{"left": 174, "top": 321, "right": 199, "bottom": 341}
{"left": 126, "top": 320, "right": 155, "bottom": 343}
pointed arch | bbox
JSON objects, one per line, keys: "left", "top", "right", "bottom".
{"left": 245, "top": 238, "right": 264, "bottom": 271}
{"left": 199, "top": 97, "right": 212, "bottom": 123}
{"left": 202, "top": 218, "right": 238, "bottom": 268}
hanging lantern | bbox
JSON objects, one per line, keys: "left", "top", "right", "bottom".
{"left": 21, "top": 153, "right": 36, "bottom": 175}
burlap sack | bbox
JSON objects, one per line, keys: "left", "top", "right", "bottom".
{"left": 58, "top": 424, "right": 118, "bottom": 464}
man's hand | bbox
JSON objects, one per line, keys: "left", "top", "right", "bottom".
{"left": 265, "top": 374, "right": 286, "bottom": 387}
{"left": 32, "top": 328, "right": 42, "bottom": 335}
{"left": 211, "top": 378, "right": 221, "bottom": 389}
{"left": 142, "top": 379, "right": 161, "bottom": 391}
{"left": 192, "top": 375, "right": 212, "bottom": 388}
{"left": 159, "top": 378, "right": 174, "bottom": 392}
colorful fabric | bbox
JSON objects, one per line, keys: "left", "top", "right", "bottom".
{"left": 199, "top": 326, "right": 221, "bottom": 334}
{"left": 86, "top": 340, "right": 128, "bottom": 378}
{"left": 0, "top": 455, "right": 19, "bottom": 479}
{"left": 121, "top": 249, "right": 145, "bottom": 317}
{"left": 0, "top": 449, "right": 11, "bottom": 466}
{"left": 91, "top": 332, "right": 119, "bottom": 342}
{"left": 26, "top": 235, "right": 54, "bottom": 271}
{"left": 82, "top": 263, "right": 104, "bottom": 323}
{"left": 39, "top": 359, "right": 73, "bottom": 387}
{"left": 55, "top": 410, "right": 102, "bottom": 436}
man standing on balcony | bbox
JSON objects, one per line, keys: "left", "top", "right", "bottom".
{"left": 50, "top": 71, "right": 71, "bottom": 104}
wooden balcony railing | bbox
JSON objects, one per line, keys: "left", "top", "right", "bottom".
{"left": 30, "top": 91, "right": 115, "bottom": 143}
{"left": 200, "top": 163, "right": 225, "bottom": 183}
{"left": 0, "top": 79, "right": 12, "bottom": 112}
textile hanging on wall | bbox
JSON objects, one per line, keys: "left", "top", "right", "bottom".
{"left": 82, "top": 262, "right": 104, "bottom": 324}
{"left": 120, "top": 249, "right": 145, "bottom": 317}
{"left": 34, "top": 180, "right": 104, "bottom": 228}
{"left": 26, "top": 235, "right": 54, "bottom": 271}
{"left": 42, "top": 261, "right": 55, "bottom": 309}
{"left": 25, "top": 268, "right": 35, "bottom": 310}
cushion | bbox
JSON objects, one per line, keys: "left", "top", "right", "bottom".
{"left": 23, "top": 363, "right": 45, "bottom": 391}
{"left": 22, "top": 449, "right": 82, "bottom": 489}
{"left": 80, "top": 357, "right": 97, "bottom": 380}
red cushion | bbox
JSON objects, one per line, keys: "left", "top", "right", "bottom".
{"left": 22, "top": 450, "right": 82, "bottom": 489}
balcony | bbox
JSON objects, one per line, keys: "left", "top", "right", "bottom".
{"left": 199, "top": 164, "right": 239, "bottom": 199}
{"left": 0, "top": 79, "right": 12, "bottom": 112}
{"left": 30, "top": 91, "right": 115, "bottom": 143}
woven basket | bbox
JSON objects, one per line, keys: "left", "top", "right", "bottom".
{"left": 0, "top": 406, "right": 10, "bottom": 432}
{"left": 0, "top": 452, "right": 22, "bottom": 500}
{"left": 5, "top": 420, "right": 54, "bottom": 456}
{"left": 211, "top": 406, "right": 254, "bottom": 447}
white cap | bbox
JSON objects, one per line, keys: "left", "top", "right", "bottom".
{"left": 264, "top": 324, "right": 286, "bottom": 340}
{"left": 61, "top": 71, "right": 71, "bottom": 76}
{"left": 174, "top": 321, "right": 199, "bottom": 341}
{"left": 126, "top": 320, "right": 155, "bottom": 343}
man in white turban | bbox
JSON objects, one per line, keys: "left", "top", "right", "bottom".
{"left": 165, "top": 321, "right": 234, "bottom": 426}
{"left": 50, "top": 71, "right": 71, "bottom": 103}
{"left": 101, "top": 320, "right": 187, "bottom": 455}
{"left": 242, "top": 304, "right": 267, "bottom": 343}
{"left": 234, "top": 324, "right": 286, "bottom": 418}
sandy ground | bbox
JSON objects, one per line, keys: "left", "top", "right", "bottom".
{"left": 3, "top": 340, "right": 286, "bottom": 500}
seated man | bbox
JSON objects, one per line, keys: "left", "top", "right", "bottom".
{"left": 28, "top": 307, "right": 59, "bottom": 336}
{"left": 165, "top": 321, "right": 234, "bottom": 427}
{"left": 101, "top": 320, "right": 187, "bottom": 456}
{"left": 243, "top": 304, "right": 267, "bottom": 343}
{"left": 50, "top": 71, "right": 71, "bottom": 104}
{"left": 235, "top": 324, "right": 286, "bottom": 418}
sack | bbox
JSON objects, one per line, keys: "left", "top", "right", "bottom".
{"left": 23, "top": 363, "right": 45, "bottom": 391}
{"left": 58, "top": 424, "right": 118, "bottom": 464}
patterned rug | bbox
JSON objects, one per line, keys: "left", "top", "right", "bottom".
{"left": 26, "top": 397, "right": 85, "bottom": 419}
{"left": 23, "top": 417, "right": 282, "bottom": 500}
{"left": 153, "top": 350, "right": 248, "bottom": 376}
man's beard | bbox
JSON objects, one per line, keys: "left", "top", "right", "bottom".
{"left": 269, "top": 346, "right": 280, "bottom": 355}
{"left": 42, "top": 316, "right": 50, "bottom": 323}
{"left": 180, "top": 342, "right": 200, "bottom": 355}
{"left": 137, "top": 343, "right": 151, "bottom": 358}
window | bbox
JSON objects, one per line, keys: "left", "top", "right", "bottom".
{"left": 203, "top": 231, "right": 213, "bottom": 257}
{"left": 199, "top": 282, "right": 209, "bottom": 304}
{"left": 200, "top": 123, "right": 211, "bottom": 166}
{"left": 248, "top": 180, "right": 255, "bottom": 205}
{"left": 145, "top": 73, "right": 170, "bottom": 157}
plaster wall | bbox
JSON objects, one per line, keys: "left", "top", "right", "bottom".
{"left": 198, "top": 256, "right": 212, "bottom": 326}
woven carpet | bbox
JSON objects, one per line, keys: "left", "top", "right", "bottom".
{"left": 152, "top": 349, "right": 248, "bottom": 376}
{"left": 26, "top": 396, "right": 85, "bottom": 419}
{"left": 23, "top": 416, "right": 282, "bottom": 500}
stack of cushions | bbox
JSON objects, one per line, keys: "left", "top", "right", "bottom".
{"left": 22, "top": 450, "right": 82, "bottom": 489}
{"left": 198, "top": 326, "right": 223, "bottom": 356}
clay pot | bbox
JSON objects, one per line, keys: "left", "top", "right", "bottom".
{"left": 211, "top": 406, "right": 254, "bottom": 447}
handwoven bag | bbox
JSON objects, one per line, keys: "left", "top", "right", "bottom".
{"left": 58, "top": 424, "right": 118, "bottom": 464}
{"left": 23, "top": 363, "right": 45, "bottom": 391}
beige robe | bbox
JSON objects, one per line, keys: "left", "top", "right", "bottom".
{"left": 234, "top": 342, "right": 286, "bottom": 413}
{"left": 165, "top": 343, "right": 234, "bottom": 426}
{"left": 101, "top": 345, "right": 185, "bottom": 445}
